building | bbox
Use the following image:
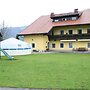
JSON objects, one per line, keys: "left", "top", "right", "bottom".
{"left": 1, "top": 38, "right": 32, "bottom": 56}
{"left": 18, "top": 9, "right": 90, "bottom": 52}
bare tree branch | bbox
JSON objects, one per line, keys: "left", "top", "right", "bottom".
{"left": 0, "top": 20, "right": 8, "bottom": 41}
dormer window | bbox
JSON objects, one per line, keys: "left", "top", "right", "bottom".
{"left": 50, "top": 9, "right": 81, "bottom": 22}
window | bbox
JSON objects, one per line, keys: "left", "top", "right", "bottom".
{"left": 78, "top": 29, "right": 82, "bottom": 34}
{"left": 68, "top": 30, "right": 73, "bottom": 34}
{"left": 32, "top": 43, "right": 35, "bottom": 48}
{"left": 72, "top": 17, "right": 77, "bottom": 20}
{"left": 88, "top": 43, "right": 90, "bottom": 48}
{"left": 60, "top": 43, "right": 64, "bottom": 48}
{"left": 55, "top": 19, "right": 59, "bottom": 22}
{"left": 60, "top": 30, "right": 64, "bottom": 35}
{"left": 62, "top": 18, "right": 67, "bottom": 21}
{"left": 52, "top": 43, "right": 55, "bottom": 48}
{"left": 69, "top": 43, "right": 72, "bottom": 48}
{"left": 67, "top": 17, "right": 72, "bottom": 20}
{"left": 53, "top": 19, "right": 59, "bottom": 22}
{"left": 47, "top": 42, "right": 50, "bottom": 49}
{"left": 87, "top": 29, "right": 90, "bottom": 34}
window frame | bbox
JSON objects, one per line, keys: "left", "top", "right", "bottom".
{"left": 72, "top": 17, "right": 77, "bottom": 20}
{"left": 60, "top": 30, "right": 64, "bottom": 35}
{"left": 68, "top": 42, "right": 73, "bottom": 48}
{"left": 87, "top": 42, "right": 90, "bottom": 48}
{"left": 60, "top": 43, "right": 64, "bottom": 48}
{"left": 52, "top": 43, "right": 56, "bottom": 48}
{"left": 87, "top": 28, "right": 90, "bottom": 34}
{"left": 78, "top": 29, "right": 82, "bottom": 34}
{"left": 68, "top": 30, "right": 73, "bottom": 34}
{"left": 32, "top": 43, "right": 35, "bottom": 48}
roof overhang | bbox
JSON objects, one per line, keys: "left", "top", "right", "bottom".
{"left": 17, "top": 33, "right": 48, "bottom": 36}
{"left": 53, "top": 23, "right": 90, "bottom": 28}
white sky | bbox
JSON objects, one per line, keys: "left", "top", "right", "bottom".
{"left": 0, "top": 0, "right": 90, "bottom": 27}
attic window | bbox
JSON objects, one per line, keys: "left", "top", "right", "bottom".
{"left": 62, "top": 18, "right": 67, "bottom": 21}
{"left": 72, "top": 17, "right": 77, "bottom": 20}
{"left": 53, "top": 19, "right": 59, "bottom": 22}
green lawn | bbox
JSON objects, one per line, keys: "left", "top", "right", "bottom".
{"left": 0, "top": 53, "right": 90, "bottom": 89}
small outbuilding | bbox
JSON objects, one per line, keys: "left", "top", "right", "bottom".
{"left": 0, "top": 38, "right": 32, "bottom": 56}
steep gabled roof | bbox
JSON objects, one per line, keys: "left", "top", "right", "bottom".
{"left": 19, "top": 16, "right": 52, "bottom": 35}
{"left": 19, "top": 9, "right": 90, "bottom": 35}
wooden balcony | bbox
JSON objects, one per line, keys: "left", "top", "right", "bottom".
{"left": 48, "top": 34, "right": 90, "bottom": 41}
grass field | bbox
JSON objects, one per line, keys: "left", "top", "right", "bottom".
{"left": 0, "top": 53, "right": 90, "bottom": 89}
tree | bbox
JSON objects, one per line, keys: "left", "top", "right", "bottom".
{"left": 0, "top": 20, "right": 8, "bottom": 41}
{"left": 0, "top": 21, "right": 8, "bottom": 59}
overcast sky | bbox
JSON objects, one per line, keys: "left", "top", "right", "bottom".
{"left": 0, "top": 0, "right": 90, "bottom": 27}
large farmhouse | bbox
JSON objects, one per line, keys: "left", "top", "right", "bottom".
{"left": 18, "top": 9, "right": 90, "bottom": 52}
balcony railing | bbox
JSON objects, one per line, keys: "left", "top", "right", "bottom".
{"left": 48, "top": 33, "right": 90, "bottom": 41}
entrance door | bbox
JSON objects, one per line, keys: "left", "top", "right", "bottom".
{"left": 47, "top": 42, "right": 50, "bottom": 50}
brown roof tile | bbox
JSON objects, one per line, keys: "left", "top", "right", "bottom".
{"left": 19, "top": 9, "right": 90, "bottom": 35}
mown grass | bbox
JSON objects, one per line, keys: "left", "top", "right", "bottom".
{"left": 0, "top": 53, "right": 90, "bottom": 89}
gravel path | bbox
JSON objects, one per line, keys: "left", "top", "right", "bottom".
{"left": 0, "top": 88, "right": 44, "bottom": 90}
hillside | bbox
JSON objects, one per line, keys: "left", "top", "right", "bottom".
{"left": 3, "top": 26, "right": 26, "bottom": 40}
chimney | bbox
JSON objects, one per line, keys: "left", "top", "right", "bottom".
{"left": 50, "top": 12, "right": 54, "bottom": 18}
{"left": 74, "top": 9, "right": 78, "bottom": 13}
